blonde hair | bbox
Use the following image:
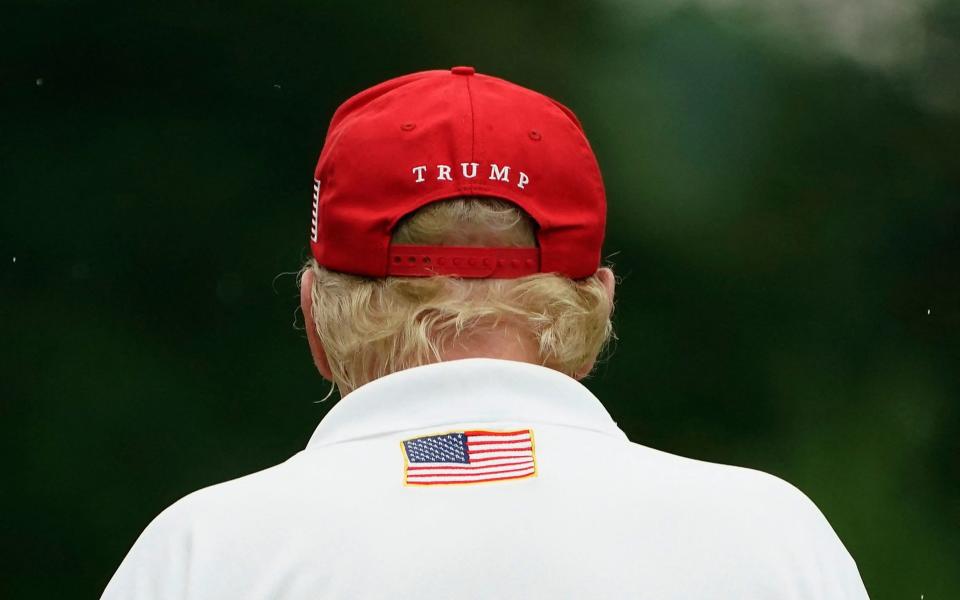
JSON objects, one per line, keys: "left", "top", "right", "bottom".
{"left": 299, "top": 198, "right": 614, "bottom": 394}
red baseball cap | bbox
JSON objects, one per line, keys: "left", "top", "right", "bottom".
{"left": 309, "top": 66, "right": 606, "bottom": 279}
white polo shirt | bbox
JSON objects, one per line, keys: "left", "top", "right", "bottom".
{"left": 102, "top": 358, "right": 869, "bottom": 599}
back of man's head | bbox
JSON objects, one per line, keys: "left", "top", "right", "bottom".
{"left": 298, "top": 67, "right": 614, "bottom": 394}
{"left": 300, "top": 198, "right": 614, "bottom": 394}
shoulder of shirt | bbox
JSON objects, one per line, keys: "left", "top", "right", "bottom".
{"left": 136, "top": 454, "right": 308, "bottom": 537}
{"left": 622, "top": 440, "right": 864, "bottom": 580}
{"left": 625, "top": 440, "right": 831, "bottom": 521}
{"left": 101, "top": 456, "right": 318, "bottom": 598}
{"left": 137, "top": 435, "right": 844, "bottom": 558}
{"left": 118, "top": 435, "right": 866, "bottom": 598}
{"left": 632, "top": 442, "right": 866, "bottom": 596}
{"left": 151, "top": 439, "right": 828, "bottom": 534}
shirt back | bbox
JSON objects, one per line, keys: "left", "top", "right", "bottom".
{"left": 102, "top": 358, "right": 869, "bottom": 599}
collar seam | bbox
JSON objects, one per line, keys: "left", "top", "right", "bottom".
{"left": 307, "top": 419, "right": 626, "bottom": 450}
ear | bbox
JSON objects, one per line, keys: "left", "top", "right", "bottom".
{"left": 300, "top": 268, "right": 334, "bottom": 381}
{"left": 573, "top": 266, "right": 616, "bottom": 380}
{"left": 596, "top": 266, "right": 616, "bottom": 306}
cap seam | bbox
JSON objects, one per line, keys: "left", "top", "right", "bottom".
{"left": 464, "top": 75, "right": 477, "bottom": 191}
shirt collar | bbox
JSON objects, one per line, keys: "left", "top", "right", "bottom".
{"left": 306, "top": 358, "right": 627, "bottom": 448}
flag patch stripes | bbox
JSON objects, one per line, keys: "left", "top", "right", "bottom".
{"left": 310, "top": 178, "right": 320, "bottom": 243}
{"left": 401, "top": 429, "right": 536, "bottom": 486}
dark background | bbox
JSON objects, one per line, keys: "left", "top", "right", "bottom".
{"left": 3, "top": 1, "right": 959, "bottom": 597}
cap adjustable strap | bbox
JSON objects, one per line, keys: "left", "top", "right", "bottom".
{"left": 387, "top": 245, "right": 540, "bottom": 278}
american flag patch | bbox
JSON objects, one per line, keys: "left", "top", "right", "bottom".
{"left": 401, "top": 429, "right": 537, "bottom": 486}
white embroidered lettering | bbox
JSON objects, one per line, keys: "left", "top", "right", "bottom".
{"left": 411, "top": 162, "right": 525, "bottom": 186}
{"left": 489, "top": 164, "right": 510, "bottom": 182}
{"left": 517, "top": 172, "right": 529, "bottom": 190}
{"left": 460, "top": 162, "right": 479, "bottom": 179}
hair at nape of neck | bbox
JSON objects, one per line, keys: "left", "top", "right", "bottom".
{"left": 299, "top": 198, "right": 615, "bottom": 395}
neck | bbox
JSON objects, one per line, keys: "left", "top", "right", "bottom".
{"left": 440, "top": 325, "right": 541, "bottom": 365}
{"left": 338, "top": 325, "right": 542, "bottom": 397}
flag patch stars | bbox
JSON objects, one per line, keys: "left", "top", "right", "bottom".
{"left": 400, "top": 429, "right": 536, "bottom": 486}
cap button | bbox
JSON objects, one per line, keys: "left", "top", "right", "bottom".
{"left": 451, "top": 66, "right": 475, "bottom": 76}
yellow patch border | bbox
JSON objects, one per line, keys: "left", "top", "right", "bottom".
{"left": 400, "top": 427, "right": 538, "bottom": 487}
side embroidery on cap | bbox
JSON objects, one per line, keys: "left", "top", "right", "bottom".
{"left": 400, "top": 428, "right": 537, "bottom": 486}
{"left": 310, "top": 178, "right": 321, "bottom": 243}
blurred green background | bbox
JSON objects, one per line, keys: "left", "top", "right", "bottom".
{"left": 3, "top": 0, "right": 958, "bottom": 597}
